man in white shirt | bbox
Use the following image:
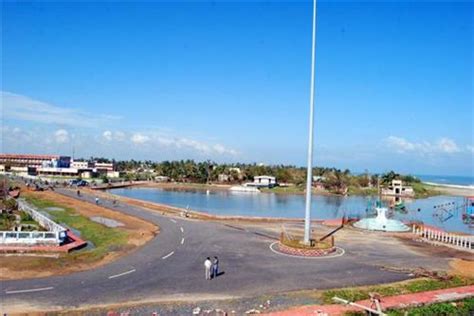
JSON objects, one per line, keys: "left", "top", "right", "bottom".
{"left": 204, "top": 257, "right": 212, "bottom": 280}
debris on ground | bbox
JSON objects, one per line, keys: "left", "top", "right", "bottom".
{"left": 380, "top": 266, "right": 452, "bottom": 280}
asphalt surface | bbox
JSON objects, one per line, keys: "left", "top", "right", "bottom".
{"left": 0, "top": 189, "right": 450, "bottom": 312}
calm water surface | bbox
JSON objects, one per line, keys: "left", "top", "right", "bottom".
{"left": 110, "top": 187, "right": 473, "bottom": 234}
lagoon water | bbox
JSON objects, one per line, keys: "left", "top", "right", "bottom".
{"left": 110, "top": 187, "right": 473, "bottom": 234}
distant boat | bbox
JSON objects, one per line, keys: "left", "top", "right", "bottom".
{"left": 229, "top": 185, "right": 260, "bottom": 193}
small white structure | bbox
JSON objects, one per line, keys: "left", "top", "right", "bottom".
{"left": 218, "top": 174, "right": 230, "bottom": 182}
{"left": 71, "top": 161, "right": 89, "bottom": 169}
{"left": 382, "top": 180, "right": 414, "bottom": 197}
{"left": 246, "top": 175, "right": 277, "bottom": 188}
{"left": 155, "top": 176, "right": 170, "bottom": 182}
{"left": 106, "top": 170, "right": 120, "bottom": 178}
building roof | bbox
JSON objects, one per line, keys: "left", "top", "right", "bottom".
{"left": 0, "top": 153, "right": 60, "bottom": 160}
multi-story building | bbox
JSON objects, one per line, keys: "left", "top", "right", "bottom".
{"left": 0, "top": 154, "right": 62, "bottom": 168}
{"left": 0, "top": 154, "right": 118, "bottom": 178}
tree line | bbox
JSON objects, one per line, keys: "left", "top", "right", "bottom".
{"left": 95, "top": 158, "right": 420, "bottom": 188}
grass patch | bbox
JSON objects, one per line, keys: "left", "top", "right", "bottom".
{"left": 323, "top": 276, "right": 474, "bottom": 304}
{"left": 411, "top": 182, "right": 441, "bottom": 198}
{"left": 387, "top": 297, "right": 474, "bottom": 316}
{"left": 24, "top": 195, "right": 128, "bottom": 263}
{"left": 260, "top": 186, "right": 305, "bottom": 194}
{"left": 347, "top": 185, "right": 378, "bottom": 196}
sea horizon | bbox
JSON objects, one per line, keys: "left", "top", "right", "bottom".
{"left": 416, "top": 174, "right": 474, "bottom": 187}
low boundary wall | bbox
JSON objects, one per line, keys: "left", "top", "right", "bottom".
{"left": 0, "top": 200, "right": 67, "bottom": 246}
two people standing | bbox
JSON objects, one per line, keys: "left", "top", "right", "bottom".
{"left": 204, "top": 256, "right": 219, "bottom": 280}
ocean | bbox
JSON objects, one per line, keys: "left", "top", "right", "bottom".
{"left": 416, "top": 174, "right": 474, "bottom": 187}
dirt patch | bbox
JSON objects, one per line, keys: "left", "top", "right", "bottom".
{"left": 450, "top": 259, "right": 474, "bottom": 278}
{"left": 397, "top": 236, "right": 473, "bottom": 260}
{"left": 0, "top": 190, "right": 158, "bottom": 280}
{"left": 90, "top": 216, "right": 124, "bottom": 228}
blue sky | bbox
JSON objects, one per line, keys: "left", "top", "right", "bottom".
{"left": 1, "top": 1, "right": 473, "bottom": 176}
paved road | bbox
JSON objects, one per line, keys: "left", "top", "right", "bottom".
{"left": 0, "top": 189, "right": 449, "bottom": 312}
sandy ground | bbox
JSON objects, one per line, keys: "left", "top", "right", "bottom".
{"left": 450, "top": 259, "right": 474, "bottom": 278}
{"left": 429, "top": 184, "right": 474, "bottom": 197}
{"left": 0, "top": 190, "right": 158, "bottom": 280}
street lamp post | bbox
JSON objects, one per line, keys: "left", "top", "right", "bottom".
{"left": 304, "top": 0, "right": 317, "bottom": 244}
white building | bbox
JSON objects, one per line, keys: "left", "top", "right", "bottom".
{"left": 382, "top": 180, "right": 414, "bottom": 197}
{"left": 71, "top": 161, "right": 89, "bottom": 169}
{"left": 247, "top": 175, "right": 277, "bottom": 188}
{"left": 218, "top": 174, "right": 230, "bottom": 182}
{"left": 37, "top": 167, "right": 80, "bottom": 177}
{"left": 155, "top": 176, "right": 170, "bottom": 182}
{"left": 95, "top": 162, "right": 114, "bottom": 171}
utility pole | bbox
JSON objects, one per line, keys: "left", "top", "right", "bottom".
{"left": 304, "top": 0, "right": 318, "bottom": 244}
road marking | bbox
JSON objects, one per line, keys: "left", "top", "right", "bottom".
{"left": 181, "top": 238, "right": 185, "bottom": 245}
{"left": 170, "top": 219, "right": 177, "bottom": 224}
{"left": 6, "top": 286, "right": 54, "bottom": 294}
{"left": 180, "top": 227, "right": 184, "bottom": 233}
{"left": 108, "top": 269, "right": 136, "bottom": 279}
{"left": 162, "top": 251, "right": 174, "bottom": 259}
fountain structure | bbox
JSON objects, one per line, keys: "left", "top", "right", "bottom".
{"left": 354, "top": 207, "right": 410, "bottom": 232}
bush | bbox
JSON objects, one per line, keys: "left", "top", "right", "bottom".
{"left": 20, "top": 211, "right": 33, "bottom": 222}
{"left": 2, "top": 198, "right": 18, "bottom": 211}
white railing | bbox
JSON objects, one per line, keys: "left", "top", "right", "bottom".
{"left": 18, "top": 200, "right": 66, "bottom": 233}
{"left": 0, "top": 200, "right": 67, "bottom": 246}
{"left": 413, "top": 226, "right": 473, "bottom": 252}
{"left": 0, "top": 231, "right": 59, "bottom": 245}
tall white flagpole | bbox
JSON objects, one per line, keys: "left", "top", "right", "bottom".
{"left": 304, "top": 0, "right": 317, "bottom": 244}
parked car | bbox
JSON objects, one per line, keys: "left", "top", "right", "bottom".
{"left": 70, "top": 179, "right": 88, "bottom": 187}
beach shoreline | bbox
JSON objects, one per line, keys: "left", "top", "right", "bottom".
{"left": 423, "top": 182, "right": 474, "bottom": 197}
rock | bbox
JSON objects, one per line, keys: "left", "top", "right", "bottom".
{"left": 245, "top": 309, "right": 261, "bottom": 314}
{"left": 215, "top": 308, "right": 226, "bottom": 316}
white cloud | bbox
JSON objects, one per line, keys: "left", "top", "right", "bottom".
{"left": 103, "top": 130, "right": 113, "bottom": 141}
{"left": 153, "top": 135, "right": 238, "bottom": 156}
{"left": 467, "top": 145, "right": 474, "bottom": 154}
{"left": 437, "top": 138, "right": 460, "bottom": 153}
{"left": 1, "top": 91, "right": 121, "bottom": 127}
{"left": 385, "top": 136, "right": 463, "bottom": 155}
{"left": 54, "top": 129, "right": 69, "bottom": 144}
{"left": 385, "top": 136, "right": 416, "bottom": 153}
{"left": 131, "top": 133, "right": 150, "bottom": 144}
